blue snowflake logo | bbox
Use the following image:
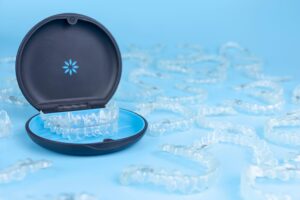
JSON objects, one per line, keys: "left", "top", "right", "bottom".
{"left": 62, "top": 59, "right": 79, "bottom": 76}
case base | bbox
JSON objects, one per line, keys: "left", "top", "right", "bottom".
{"left": 26, "top": 109, "right": 147, "bottom": 155}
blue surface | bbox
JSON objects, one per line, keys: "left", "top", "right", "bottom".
{"left": 1, "top": 0, "right": 300, "bottom": 199}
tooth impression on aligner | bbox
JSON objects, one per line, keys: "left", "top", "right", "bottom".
{"left": 0, "top": 110, "right": 12, "bottom": 138}
{"left": 193, "top": 123, "right": 277, "bottom": 166}
{"left": 0, "top": 158, "right": 52, "bottom": 184}
{"left": 240, "top": 163, "right": 299, "bottom": 200}
{"left": 40, "top": 102, "right": 119, "bottom": 139}
{"left": 292, "top": 85, "right": 300, "bottom": 105}
{"left": 231, "top": 80, "right": 285, "bottom": 114}
{"left": 0, "top": 88, "right": 28, "bottom": 106}
{"left": 264, "top": 110, "right": 300, "bottom": 147}
{"left": 120, "top": 144, "right": 218, "bottom": 194}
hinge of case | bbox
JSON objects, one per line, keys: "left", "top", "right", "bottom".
{"left": 56, "top": 103, "right": 89, "bottom": 112}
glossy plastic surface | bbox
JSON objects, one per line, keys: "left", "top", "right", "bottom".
{"left": 16, "top": 13, "right": 122, "bottom": 113}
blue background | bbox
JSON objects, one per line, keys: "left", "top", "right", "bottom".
{"left": 1, "top": 0, "right": 300, "bottom": 199}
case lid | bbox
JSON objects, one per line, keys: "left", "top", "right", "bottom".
{"left": 16, "top": 13, "right": 122, "bottom": 113}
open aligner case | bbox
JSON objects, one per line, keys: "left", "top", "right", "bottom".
{"left": 16, "top": 13, "right": 148, "bottom": 155}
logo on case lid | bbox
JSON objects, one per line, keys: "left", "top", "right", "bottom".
{"left": 62, "top": 59, "right": 79, "bottom": 76}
